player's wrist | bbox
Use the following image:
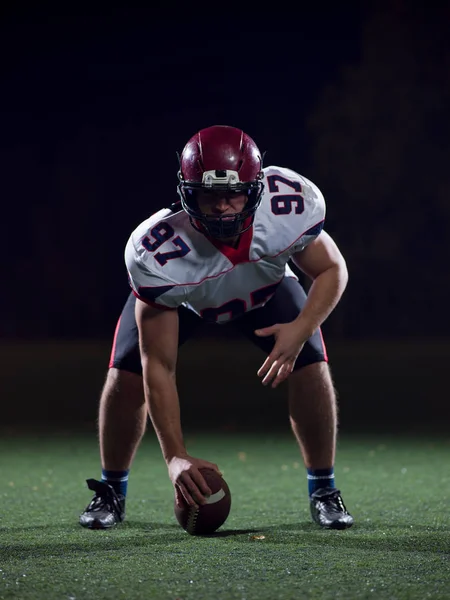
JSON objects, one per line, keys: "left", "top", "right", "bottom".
{"left": 292, "top": 314, "right": 317, "bottom": 340}
{"left": 164, "top": 447, "right": 189, "bottom": 465}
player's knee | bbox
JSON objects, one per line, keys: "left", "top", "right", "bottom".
{"left": 289, "top": 360, "right": 335, "bottom": 393}
{"left": 102, "top": 367, "right": 144, "bottom": 402}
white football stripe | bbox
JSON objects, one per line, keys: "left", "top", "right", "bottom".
{"left": 205, "top": 489, "right": 226, "bottom": 504}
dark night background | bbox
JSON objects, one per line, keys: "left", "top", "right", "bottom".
{"left": 1, "top": 3, "right": 449, "bottom": 431}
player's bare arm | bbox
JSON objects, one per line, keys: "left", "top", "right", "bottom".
{"left": 291, "top": 230, "right": 348, "bottom": 335}
{"left": 256, "top": 231, "right": 348, "bottom": 388}
{"left": 135, "top": 298, "right": 220, "bottom": 507}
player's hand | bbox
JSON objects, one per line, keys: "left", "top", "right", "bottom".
{"left": 168, "top": 455, "right": 221, "bottom": 508}
{"left": 255, "top": 322, "right": 309, "bottom": 388}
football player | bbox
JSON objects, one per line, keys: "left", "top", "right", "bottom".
{"left": 79, "top": 125, "right": 353, "bottom": 530}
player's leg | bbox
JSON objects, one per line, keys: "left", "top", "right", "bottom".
{"left": 79, "top": 293, "right": 203, "bottom": 529}
{"left": 235, "top": 276, "right": 353, "bottom": 529}
{"left": 287, "top": 361, "right": 336, "bottom": 472}
{"left": 79, "top": 293, "right": 144, "bottom": 529}
{"left": 287, "top": 362, "right": 353, "bottom": 529}
{"left": 98, "top": 368, "right": 146, "bottom": 475}
{"left": 99, "top": 292, "right": 147, "bottom": 477}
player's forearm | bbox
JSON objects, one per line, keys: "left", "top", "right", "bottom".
{"left": 142, "top": 362, "right": 187, "bottom": 463}
{"left": 294, "top": 261, "right": 348, "bottom": 337}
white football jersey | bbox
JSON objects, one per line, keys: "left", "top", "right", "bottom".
{"left": 125, "top": 166, "right": 325, "bottom": 323}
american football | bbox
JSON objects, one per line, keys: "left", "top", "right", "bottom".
{"left": 174, "top": 468, "right": 231, "bottom": 535}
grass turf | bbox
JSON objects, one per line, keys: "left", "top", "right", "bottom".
{"left": 0, "top": 431, "right": 449, "bottom": 599}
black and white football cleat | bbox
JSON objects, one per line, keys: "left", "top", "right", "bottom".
{"left": 79, "top": 478, "right": 125, "bottom": 529}
{"left": 310, "top": 487, "right": 354, "bottom": 530}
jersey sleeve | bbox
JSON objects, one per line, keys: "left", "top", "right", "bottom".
{"left": 261, "top": 166, "right": 326, "bottom": 257}
{"left": 289, "top": 173, "right": 326, "bottom": 254}
{"left": 124, "top": 232, "right": 186, "bottom": 310}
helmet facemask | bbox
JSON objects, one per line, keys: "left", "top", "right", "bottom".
{"left": 177, "top": 168, "right": 264, "bottom": 239}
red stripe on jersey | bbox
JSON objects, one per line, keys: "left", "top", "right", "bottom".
{"left": 204, "top": 216, "right": 253, "bottom": 266}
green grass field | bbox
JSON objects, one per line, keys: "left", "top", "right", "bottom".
{"left": 1, "top": 431, "right": 449, "bottom": 600}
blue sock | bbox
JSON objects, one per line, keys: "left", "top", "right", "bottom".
{"left": 307, "top": 467, "right": 335, "bottom": 496}
{"left": 101, "top": 469, "right": 129, "bottom": 497}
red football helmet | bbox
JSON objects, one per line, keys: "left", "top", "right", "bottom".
{"left": 177, "top": 125, "right": 264, "bottom": 238}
